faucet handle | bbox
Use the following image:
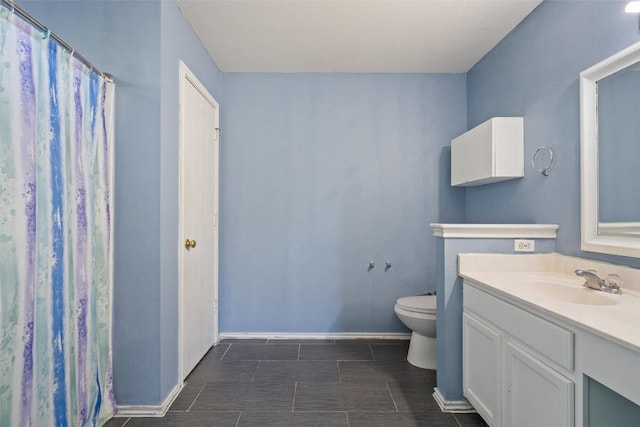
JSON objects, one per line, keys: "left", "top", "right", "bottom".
{"left": 606, "top": 274, "right": 623, "bottom": 291}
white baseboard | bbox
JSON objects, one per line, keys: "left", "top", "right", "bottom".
{"left": 115, "top": 383, "right": 183, "bottom": 417}
{"left": 433, "top": 387, "right": 475, "bottom": 413}
{"left": 218, "top": 332, "right": 411, "bottom": 341}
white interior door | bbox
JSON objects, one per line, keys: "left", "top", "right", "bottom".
{"left": 179, "top": 62, "right": 219, "bottom": 380}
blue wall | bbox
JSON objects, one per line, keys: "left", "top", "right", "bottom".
{"left": 20, "top": 0, "right": 222, "bottom": 406}
{"left": 466, "top": 0, "right": 640, "bottom": 266}
{"left": 220, "top": 74, "right": 466, "bottom": 332}
{"left": 20, "top": 0, "right": 640, "bottom": 410}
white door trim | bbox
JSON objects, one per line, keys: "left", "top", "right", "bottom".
{"left": 178, "top": 60, "right": 220, "bottom": 383}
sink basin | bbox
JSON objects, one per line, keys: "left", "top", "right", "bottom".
{"left": 521, "top": 280, "right": 618, "bottom": 306}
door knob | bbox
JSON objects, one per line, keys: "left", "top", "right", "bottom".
{"left": 185, "top": 239, "right": 197, "bottom": 249}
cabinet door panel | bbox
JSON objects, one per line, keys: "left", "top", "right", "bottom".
{"left": 505, "top": 341, "right": 574, "bottom": 427}
{"left": 463, "top": 312, "right": 502, "bottom": 427}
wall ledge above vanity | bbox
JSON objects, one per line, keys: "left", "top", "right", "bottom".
{"left": 430, "top": 223, "right": 559, "bottom": 239}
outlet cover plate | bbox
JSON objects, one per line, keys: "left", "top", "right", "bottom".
{"left": 514, "top": 239, "right": 535, "bottom": 252}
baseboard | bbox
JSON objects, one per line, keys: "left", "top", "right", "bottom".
{"left": 218, "top": 332, "right": 411, "bottom": 341}
{"left": 115, "top": 383, "right": 183, "bottom": 417}
{"left": 432, "top": 387, "right": 475, "bottom": 413}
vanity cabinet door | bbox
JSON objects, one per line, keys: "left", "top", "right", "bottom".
{"left": 463, "top": 312, "right": 502, "bottom": 427}
{"left": 504, "top": 341, "right": 574, "bottom": 427}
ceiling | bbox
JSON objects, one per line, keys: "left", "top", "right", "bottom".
{"left": 175, "top": 0, "right": 543, "bottom": 74}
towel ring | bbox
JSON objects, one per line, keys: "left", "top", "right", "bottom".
{"left": 532, "top": 146, "right": 554, "bottom": 176}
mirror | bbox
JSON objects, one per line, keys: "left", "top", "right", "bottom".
{"left": 580, "top": 40, "right": 640, "bottom": 257}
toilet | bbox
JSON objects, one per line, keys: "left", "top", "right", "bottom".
{"left": 394, "top": 295, "right": 437, "bottom": 369}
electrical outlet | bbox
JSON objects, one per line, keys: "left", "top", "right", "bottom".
{"left": 514, "top": 239, "right": 535, "bottom": 252}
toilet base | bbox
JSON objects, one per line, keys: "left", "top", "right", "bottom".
{"left": 406, "top": 331, "right": 437, "bottom": 370}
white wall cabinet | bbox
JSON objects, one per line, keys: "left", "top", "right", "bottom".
{"left": 463, "top": 284, "right": 574, "bottom": 427}
{"left": 451, "top": 117, "right": 524, "bottom": 186}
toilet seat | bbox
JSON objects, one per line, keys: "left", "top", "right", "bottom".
{"left": 395, "top": 295, "right": 436, "bottom": 314}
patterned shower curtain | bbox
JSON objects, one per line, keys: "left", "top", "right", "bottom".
{"left": 0, "top": 6, "right": 116, "bottom": 427}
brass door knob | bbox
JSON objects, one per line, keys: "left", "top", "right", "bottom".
{"left": 185, "top": 239, "right": 197, "bottom": 249}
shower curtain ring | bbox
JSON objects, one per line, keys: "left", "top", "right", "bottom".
{"left": 42, "top": 27, "right": 50, "bottom": 40}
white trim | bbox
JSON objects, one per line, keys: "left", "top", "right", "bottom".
{"left": 432, "top": 387, "right": 475, "bottom": 413}
{"left": 178, "top": 60, "right": 220, "bottom": 382}
{"left": 598, "top": 222, "right": 640, "bottom": 238}
{"left": 218, "top": 332, "right": 411, "bottom": 341}
{"left": 580, "top": 40, "right": 640, "bottom": 258}
{"left": 115, "top": 383, "right": 183, "bottom": 417}
{"left": 430, "top": 223, "right": 559, "bottom": 239}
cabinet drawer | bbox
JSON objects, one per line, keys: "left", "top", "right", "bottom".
{"left": 464, "top": 284, "right": 574, "bottom": 371}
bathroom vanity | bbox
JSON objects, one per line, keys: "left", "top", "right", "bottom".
{"left": 459, "top": 253, "right": 640, "bottom": 427}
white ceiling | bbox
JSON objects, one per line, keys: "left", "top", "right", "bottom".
{"left": 175, "top": 0, "right": 542, "bottom": 73}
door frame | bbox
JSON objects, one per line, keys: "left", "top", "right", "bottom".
{"left": 178, "top": 60, "right": 220, "bottom": 382}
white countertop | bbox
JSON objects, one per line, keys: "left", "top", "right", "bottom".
{"left": 459, "top": 254, "right": 640, "bottom": 353}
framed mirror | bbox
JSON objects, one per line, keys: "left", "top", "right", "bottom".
{"left": 580, "top": 40, "right": 640, "bottom": 257}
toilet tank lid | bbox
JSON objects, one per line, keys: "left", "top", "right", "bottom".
{"left": 396, "top": 295, "right": 436, "bottom": 313}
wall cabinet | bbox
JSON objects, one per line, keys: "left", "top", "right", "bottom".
{"left": 463, "top": 284, "right": 574, "bottom": 427}
{"left": 451, "top": 117, "right": 524, "bottom": 186}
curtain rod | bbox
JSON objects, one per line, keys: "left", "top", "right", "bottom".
{"left": 1, "top": 0, "right": 112, "bottom": 82}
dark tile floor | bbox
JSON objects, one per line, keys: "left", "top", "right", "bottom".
{"left": 105, "top": 339, "right": 488, "bottom": 427}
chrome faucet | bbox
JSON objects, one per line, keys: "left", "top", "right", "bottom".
{"left": 575, "top": 270, "right": 622, "bottom": 294}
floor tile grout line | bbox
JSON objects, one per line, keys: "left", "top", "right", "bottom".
{"left": 185, "top": 382, "right": 207, "bottom": 412}
{"left": 234, "top": 411, "right": 242, "bottom": 427}
{"left": 120, "top": 418, "right": 130, "bottom": 426}
{"left": 385, "top": 381, "right": 400, "bottom": 412}
{"left": 292, "top": 381, "right": 298, "bottom": 412}
{"left": 250, "top": 360, "right": 260, "bottom": 383}
{"left": 297, "top": 344, "right": 301, "bottom": 361}
{"left": 368, "top": 344, "right": 376, "bottom": 361}
{"left": 452, "top": 413, "right": 464, "bottom": 427}
{"left": 279, "top": 410, "right": 353, "bottom": 413}
{"left": 219, "top": 343, "right": 232, "bottom": 360}
{"left": 337, "top": 360, "right": 342, "bottom": 383}
{"left": 345, "top": 410, "right": 350, "bottom": 427}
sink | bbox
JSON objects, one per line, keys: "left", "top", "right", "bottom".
{"left": 521, "top": 279, "right": 618, "bottom": 306}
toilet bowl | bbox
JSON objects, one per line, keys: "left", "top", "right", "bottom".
{"left": 394, "top": 295, "right": 437, "bottom": 369}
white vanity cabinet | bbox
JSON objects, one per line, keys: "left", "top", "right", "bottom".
{"left": 463, "top": 283, "right": 575, "bottom": 427}
{"left": 504, "top": 341, "right": 574, "bottom": 427}
{"left": 463, "top": 312, "right": 502, "bottom": 426}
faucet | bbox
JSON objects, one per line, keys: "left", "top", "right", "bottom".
{"left": 575, "top": 270, "right": 622, "bottom": 294}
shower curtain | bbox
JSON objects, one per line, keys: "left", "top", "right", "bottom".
{"left": 0, "top": 7, "right": 116, "bottom": 426}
